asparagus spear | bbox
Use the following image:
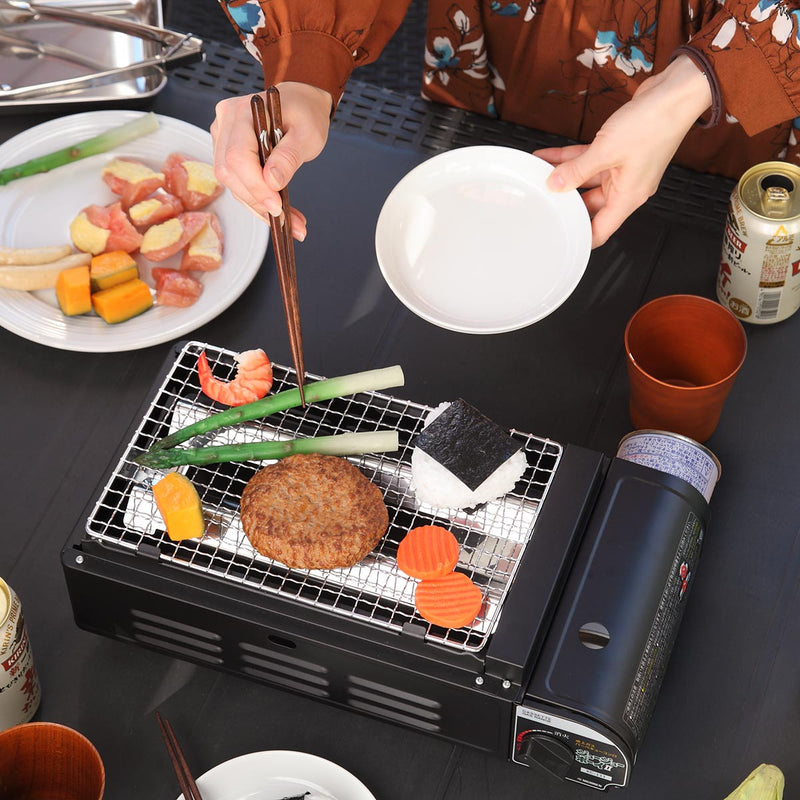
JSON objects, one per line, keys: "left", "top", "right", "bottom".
{"left": 134, "top": 430, "right": 399, "bottom": 469}
{"left": 0, "top": 113, "right": 159, "bottom": 186}
{"left": 149, "top": 365, "right": 405, "bottom": 452}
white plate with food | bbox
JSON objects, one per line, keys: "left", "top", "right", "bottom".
{"left": 0, "top": 110, "right": 269, "bottom": 352}
{"left": 375, "top": 145, "right": 591, "bottom": 334}
{"left": 176, "top": 750, "right": 375, "bottom": 800}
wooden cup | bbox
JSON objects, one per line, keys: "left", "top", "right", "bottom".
{"left": 0, "top": 722, "right": 105, "bottom": 800}
{"left": 624, "top": 294, "right": 747, "bottom": 443}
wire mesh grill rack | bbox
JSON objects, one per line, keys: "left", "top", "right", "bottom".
{"left": 84, "top": 341, "right": 562, "bottom": 653}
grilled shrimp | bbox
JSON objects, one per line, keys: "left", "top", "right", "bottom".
{"left": 197, "top": 349, "right": 273, "bottom": 406}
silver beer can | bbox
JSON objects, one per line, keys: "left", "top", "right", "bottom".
{"left": 0, "top": 577, "right": 41, "bottom": 731}
{"left": 717, "top": 161, "right": 800, "bottom": 324}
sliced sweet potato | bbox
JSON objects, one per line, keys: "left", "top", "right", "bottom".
{"left": 70, "top": 202, "right": 143, "bottom": 255}
{"left": 180, "top": 213, "right": 223, "bottom": 271}
{"left": 128, "top": 190, "right": 183, "bottom": 228}
{"left": 102, "top": 157, "right": 165, "bottom": 208}
{"left": 140, "top": 212, "right": 209, "bottom": 262}
{"left": 163, "top": 152, "right": 224, "bottom": 210}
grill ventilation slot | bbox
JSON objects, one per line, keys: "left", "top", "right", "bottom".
{"left": 239, "top": 641, "right": 331, "bottom": 698}
{"left": 129, "top": 609, "right": 223, "bottom": 665}
{"left": 346, "top": 675, "right": 442, "bottom": 732}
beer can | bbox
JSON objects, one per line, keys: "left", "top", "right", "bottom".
{"left": 716, "top": 161, "right": 800, "bottom": 324}
{"left": 0, "top": 578, "right": 41, "bottom": 731}
{"left": 617, "top": 430, "right": 721, "bottom": 504}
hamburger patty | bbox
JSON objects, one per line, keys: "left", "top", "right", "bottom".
{"left": 240, "top": 453, "right": 389, "bottom": 570}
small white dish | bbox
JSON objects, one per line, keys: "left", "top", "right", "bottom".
{"left": 0, "top": 110, "right": 268, "bottom": 352}
{"left": 176, "top": 750, "right": 376, "bottom": 800}
{"left": 375, "top": 145, "right": 591, "bottom": 334}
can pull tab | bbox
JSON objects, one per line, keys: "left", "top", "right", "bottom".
{"left": 760, "top": 175, "right": 793, "bottom": 217}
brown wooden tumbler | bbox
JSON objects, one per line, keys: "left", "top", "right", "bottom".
{"left": 0, "top": 722, "right": 105, "bottom": 799}
{"left": 624, "top": 294, "right": 747, "bottom": 443}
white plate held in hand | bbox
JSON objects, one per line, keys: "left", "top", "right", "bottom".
{"left": 375, "top": 145, "right": 591, "bottom": 334}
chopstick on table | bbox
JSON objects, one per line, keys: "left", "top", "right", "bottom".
{"left": 251, "top": 88, "right": 307, "bottom": 407}
{"left": 155, "top": 710, "right": 204, "bottom": 800}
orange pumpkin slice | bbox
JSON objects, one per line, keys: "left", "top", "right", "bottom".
{"left": 152, "top": 472, "right": 204, "bottom": 541}
{"left": 55, "top": 265, "right": 92, "bottom": 316}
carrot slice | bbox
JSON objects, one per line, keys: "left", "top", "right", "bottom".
{"left": 397, "top": 525, "right": 460, "bottom": 580}
{"left": 414, "top": 572, "right": 483, "bottom": 629}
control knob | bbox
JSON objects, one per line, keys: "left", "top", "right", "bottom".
{"left": 517, "top": 732, "right": 574, "bottom": 778}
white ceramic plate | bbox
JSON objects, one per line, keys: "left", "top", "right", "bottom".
{"left": 375, "top": 145, "right": 591, "bottom": 334}
{"left": 176, "top": 750, "right": 376, "bottom": 800}
{"left": 0, "top": 110, "right": 269, "bottom": 352}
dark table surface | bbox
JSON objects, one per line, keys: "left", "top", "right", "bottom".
{"left": 1, "top": 41, "right": 799, "bottom": 800}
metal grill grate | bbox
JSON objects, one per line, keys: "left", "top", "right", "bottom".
{"left": 84, "top": 341, "right": 561, "bottom": 652}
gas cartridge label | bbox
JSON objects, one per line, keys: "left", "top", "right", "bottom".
{"left": 623, "top": 512, "right": 703, "bottom": 736}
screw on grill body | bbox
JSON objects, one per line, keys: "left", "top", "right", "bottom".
{"left": 75, "top": 555, "right": 84, "bottom": 565}
{"left": 475, "top": 676, "right": 484, "bottom": 686}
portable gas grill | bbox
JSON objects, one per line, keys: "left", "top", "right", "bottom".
{"left": 62, "top": 340, "right": 709, "bottom": 790}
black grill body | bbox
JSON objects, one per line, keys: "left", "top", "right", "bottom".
{"left": 61, "top": 343, "right": 709, "bottom": 790}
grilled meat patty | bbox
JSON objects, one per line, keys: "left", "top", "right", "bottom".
{"left": 240, "top": 453, "right": 389, "bottom": 570}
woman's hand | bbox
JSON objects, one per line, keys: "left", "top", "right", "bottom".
{"left": 534, "top": 55, "right": 713, "bottom": 248}
{"left": 210, "top": 82, "right": 333, "bottom": 241}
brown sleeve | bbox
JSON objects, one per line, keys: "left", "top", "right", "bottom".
{"left": 216, "top": 1, "right": 413, "bottom": 109}
{"left": 680, "top": 0, "right": 800, "bottom": 136}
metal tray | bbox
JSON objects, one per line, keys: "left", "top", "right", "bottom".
{"left": 0, "top": 0, "right": 195, "bottom": 108}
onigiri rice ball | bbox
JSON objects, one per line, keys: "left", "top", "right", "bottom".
{"left": 411, "top": 400, "right": 528, "bottom": 509}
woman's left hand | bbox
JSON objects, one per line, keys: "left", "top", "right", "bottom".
{"left": 534, "top": 55, "right": 713, "bottom": 248}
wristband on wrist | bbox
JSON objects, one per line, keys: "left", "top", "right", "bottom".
{"left": 670, "top": 46, "right": 723, "bottom": 128}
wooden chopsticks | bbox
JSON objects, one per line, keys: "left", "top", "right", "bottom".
{"left": 251, "top": 88, "right": 307, "bottom": 407}
{"left": 155, "top": 710, "right": 204, "bottom": 800}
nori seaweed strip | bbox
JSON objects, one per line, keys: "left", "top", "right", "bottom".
{"left": 413, "top": 399, "right": 522, "bottom": 490}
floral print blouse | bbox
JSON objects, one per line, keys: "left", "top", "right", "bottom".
{"left": 216, "top": 0, "right": 800, "bottom": 179}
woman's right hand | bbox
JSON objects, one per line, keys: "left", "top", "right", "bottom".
{"left": 210, "top": 81, "right": 333, "bottom": 241}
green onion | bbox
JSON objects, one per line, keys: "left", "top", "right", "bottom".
{"left": 149, "top": 365, "right": 405, "bottom": 452}
{"left": 134, "top": 430, "right": 399, "bottom": 469}
{"left": 0, "top": 113, "right": 159, "bottom": 186}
